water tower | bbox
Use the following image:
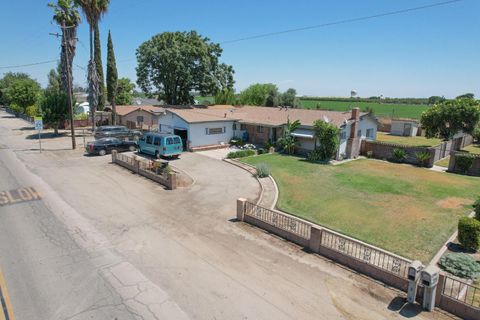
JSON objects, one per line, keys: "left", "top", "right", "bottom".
{"left": 350, "top": 90, "right": 358, "bottom": 98}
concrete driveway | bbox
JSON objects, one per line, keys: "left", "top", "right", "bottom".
{"left": 0, "top": 111, "right": 448, "bottom": 319}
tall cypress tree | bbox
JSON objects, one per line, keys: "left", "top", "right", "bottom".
{"left": 106, "top": 30, "right": 118, "bottom": 125}
{"left": 94, "top": 24, "right": 105, "bottom": 110}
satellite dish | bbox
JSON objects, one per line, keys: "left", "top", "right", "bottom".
{"left": 350, "top": 90, "right": 358, "bottom": 98}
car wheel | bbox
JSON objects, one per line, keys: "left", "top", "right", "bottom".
{"left": 155, "top": 151, "right": 160, "bottom": 159}
{"left": 129, "top": 145, "right": 136, "bottom": 152}
{"left": 98, "top": 149, "right": 107, "bottom": 156}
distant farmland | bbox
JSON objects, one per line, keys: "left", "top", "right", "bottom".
{"left": 299, "top": 99, "right": 429, "bottom": 119}
{"left": 195, "top": 96, "right": 430, "bottom": 119}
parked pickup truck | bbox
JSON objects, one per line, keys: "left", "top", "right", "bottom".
{"left": 94, "top": 125, "right": 142, "bottom": 141}
{"left": 86, "top": 138, "right": 137, "bottom": 156}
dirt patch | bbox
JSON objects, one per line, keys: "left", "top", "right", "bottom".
{"left": 436, "top": 197, "right": 472, "bottom": 209}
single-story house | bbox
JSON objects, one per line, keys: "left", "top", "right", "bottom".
{"left": 113, "top": 105, "right": 165, "bottom": 130}
{"left": 390, "top": 118, "right": 420, "bottom": 137}
{"left": 158, "top": 105, "right": 378, "bottom": 159}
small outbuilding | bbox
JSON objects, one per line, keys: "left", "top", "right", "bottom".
{"left": 390, "top": 118, "right": 420, "bottom": 137}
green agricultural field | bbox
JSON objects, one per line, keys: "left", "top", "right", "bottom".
{"left": 242, "top": 155, "right": 480, "bottom": 262}
{"left": 299, "top": 99, "right": 430, "bottom": 119}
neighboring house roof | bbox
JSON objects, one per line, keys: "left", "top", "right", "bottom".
{"left": 165, "top": 105, "right": 368, "bottom": 128}
{"left": 115, "top": 105, "right": 165, "bottom": 117}
{"left": 391, "top": 118, "right": 420, "bottom": 124}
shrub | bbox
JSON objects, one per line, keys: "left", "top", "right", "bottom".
{"left": 226, "top": 150, "right": 255, "bottom": 159}
{"left": 9, "top": 103, "right": 23, "bottom": 114}
{"left": 25, "top": 105, "right": 39, "bottom": 117}
{"left": 456, "top": 153, "right": 475, "bottom": 174}
{"left": 307, "top": 149, "right": 323, "bottom": 162}
{"left": 439, "top": 253, "right": 480, "bottom": 279}
{"left": 458, "top": 217, "right": 480, "bottom": 251}
{"left": 255, "top": 162, "right": 271, "bottom": 178}
{"left": 392, "top": 148, "right": 407, "bottom": 163}
{"left": 257, "top": 148, "right": 266, "bottom": 155}
{"left": 474, "top": 197, "right": 480, "bottom": 220}
{"left": 415, "top": 151, "right": 431, "bottom": 167}
{"left": 366, "top": 150, "right": 374, "bottom": 158}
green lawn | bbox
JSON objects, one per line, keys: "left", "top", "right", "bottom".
{"left": 435, "top": 143, "right": 480, "bottom": 168}
{"left": 376, "top": 132, "right": 441, "bottom": 147}
{"left": 242, "top": 155, "right": 480, "bottom": 262}
{"left": 299, "top": 99, "right": 429, "bottom": 119}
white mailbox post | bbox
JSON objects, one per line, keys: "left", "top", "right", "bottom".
{"left": 407, "top": 260, "right": 423, "bottom": 303}
{"left": 421, "top": 265, "right": 440, "bottom": 311}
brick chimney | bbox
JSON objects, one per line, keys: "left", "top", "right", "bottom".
{"left": 349, "top": 108, "right": 360, "bottom": 139}
{"left": 351, "top": 107, "right": 360, "bottom": 121}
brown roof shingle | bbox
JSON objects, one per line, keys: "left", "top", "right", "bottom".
{"left": 167, "top": 105, "right": 366, "bottom": 128}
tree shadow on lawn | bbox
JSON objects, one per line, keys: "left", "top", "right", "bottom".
{"left": 25, "top": 132, "right": 67, "bottom": 140}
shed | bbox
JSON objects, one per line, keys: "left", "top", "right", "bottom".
{"left": 390, "top": 118, "right": 420, "bottom": 137}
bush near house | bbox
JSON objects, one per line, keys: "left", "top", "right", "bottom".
{"left": 415, "top": 151, "right": 432, "bottom": 167}
{"left": 226, "top": 150, "right": 256, "bottom": 159}
{"left": 455, "top": 153, "right": 475, "bottom": 174}
{"left": 458, "top": 217, "right": 480, "bottom": 251}
{"left": 474, "top": 197, "right": 480, "bottom": 220}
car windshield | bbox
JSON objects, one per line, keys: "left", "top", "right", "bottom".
{"left": 97, "top": 138, "right": 112, "bottom": 144}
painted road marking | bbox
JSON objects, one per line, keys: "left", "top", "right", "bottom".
{"left": 0, "top": 187, "right": 41, "bottom": 207}
{"left": 0, "top": 268, "right": 15, "bottom": 320}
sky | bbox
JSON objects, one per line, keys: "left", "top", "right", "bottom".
{"left": 0, "top": 0, "right": 479, "bottom": 98}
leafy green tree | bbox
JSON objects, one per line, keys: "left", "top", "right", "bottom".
{"left": 214, "top": 89, "right": 235, "bottom": 105}
{"left": 239, "top": 83, "right": 277, "bottom": 106}
{"left": 136, "top": 31, "right": 234, "bottom": 105}
{"left": 281, "top": 88, "right": 300, "bottom": 107}
{"left": 94, "top": 24, "right": 105, "bottom": 110}
{"left": 47, "top": 67, "right": 62, "bottom": 92}
{"left": 116, "top": 78, "right": 134, "bottom": 105}
{"left": 39, "top": 88, "right": 69, "bottom": 134}
{"left": 427, "top": 95, "right": 446, "bottom": 105}
{"left": 473, "top": 126, "right": 480, "bottom": 142}
{"left": 4, "top": 77, "right": 41, "bottom": 113}
{"left": 421, "top": 99, "right": 480, "bottom": 140}
{"left": 456, "top": 93, "right": 475, "bottom": 100}
{"left": 278, "top": 120, "right": 301, "bottom": 154}
{"left": 106, "top": 30, "right": 118, "bottom": 123}
{"left": 265, "top": 86, "right": 280, "bottom": 107}
{"left": 313, "top": 120, "right": 340, "bottom": 160}
{"left": 0, "top": 72, "right": 31, "bottom": 105}
{"left": 75, "top": 0, "right": 110, "bottom": 131}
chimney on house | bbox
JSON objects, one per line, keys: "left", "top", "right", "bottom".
{"left": 351, "top": 107, "right": 360, "bottom": 121}
{"left": 350, "top": 108, "right": 360, "bottom": 139}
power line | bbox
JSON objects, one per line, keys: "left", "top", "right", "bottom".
{"left": 220, "top": 0, "right": 464, "bottom": 44}
{"left": 0, "top": 59, "right": 59, "bottom": 70}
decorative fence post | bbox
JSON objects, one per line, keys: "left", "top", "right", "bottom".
{"left": 134, "top": 158, "right": 140, "bottom": 174}
{"left": 309, "top": 226, "right": 322, "bottom": 253}
{"left": 237, "top": 198, "right": 247, "bottom": 221}
{"left": 168, "top": 172, "right": 177, "bottom": 190}
{"left": 111, "top": 150, "right": 117, "bottom": 163}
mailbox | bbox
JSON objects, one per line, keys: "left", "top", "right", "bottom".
{"left": 408, "top": 260, "right": 422, "bottom": 281}
{"left": 421, "top": 265, "right": 439, "bottom": 288}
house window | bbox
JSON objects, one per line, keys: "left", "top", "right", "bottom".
{"left": 357, "top": 129, "right": 362, "bottom": 137}
{"left": 137, "top": 116, "right": 144, "bottom": 123}
{"left": 366, "top": 128, "right": 374, "bottom": 139}
{"left": 233, "top": 123, "right": 237, "bottom": 130}
{"left": 240, "top": 124, "right": 247, "bottom": 130}
{"left": 340, "top": 131, "right": 347, "bottom": 140}
{"left": 257, "top": 126, "right": 264, "bottom": 133}
{"left": 206, "top": 127, "right": 225, "bottom": 135}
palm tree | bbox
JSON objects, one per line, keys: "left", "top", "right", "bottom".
{"left": 74, "top": 0, "right": 110, "bottom": 132}
{"left": 279, "top": 119, "right": 301, "bottom": 154}
{"left": 49, "top": 0, "right": 81, "bottom": 148}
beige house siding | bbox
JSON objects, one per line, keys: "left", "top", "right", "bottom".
{"left": 118, "top": 110, "right": 159, "bottom": 129}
